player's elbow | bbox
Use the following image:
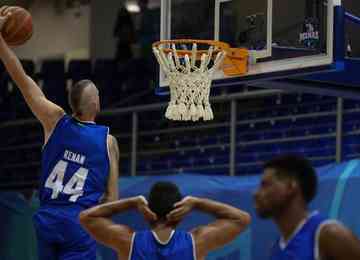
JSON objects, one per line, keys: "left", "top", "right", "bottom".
{"left": 241, "top": 212, "right": 251, "bottom": 226}
{"left": 79, "top": 210, "right": 92, "bottom": 227}
{"left": 234, "top": 212, "right": 251, "bottom": 230}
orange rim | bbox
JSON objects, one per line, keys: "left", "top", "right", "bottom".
{"left": 152, "top": 39, "right": 231, "bottom": 58}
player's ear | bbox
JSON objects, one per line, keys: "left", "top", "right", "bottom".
{"left": 287, "top": 179, "right": 299, "bottom": 196}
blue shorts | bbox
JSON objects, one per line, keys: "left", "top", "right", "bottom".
{"left": 33, "top": 206, "right": 96, "bottom": 260}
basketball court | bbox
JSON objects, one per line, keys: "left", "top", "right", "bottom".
{"left": 2, "top": 1, "right": 360, "bottom": 260}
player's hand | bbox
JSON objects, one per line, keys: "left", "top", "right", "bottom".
{"left": 0, "top": 9, "right": 11, "bottom": 33}
{"left": 0, "top": 6, "right": 9, "bottom": 16}
{"left": 136, "top": 195, "right": 158, "bottom": 222}
{"left": 167, "top": 196, "right": 198, "bottom": 222}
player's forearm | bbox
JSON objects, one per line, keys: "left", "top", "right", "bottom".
{"left": 193, "top": 197, "right": 251, "bottom": 224}
{"left": 80, "top": 197, "right": 139, "bottom": 219}
{"left": 0, "top": 35, "right": 29, "bottom": 87}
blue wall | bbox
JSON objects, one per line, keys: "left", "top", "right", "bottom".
{"left": 1, "top": 160, "right": 360, "bottom": 260}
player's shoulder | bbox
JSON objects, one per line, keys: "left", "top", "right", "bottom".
{"left": 176, "top": 229, "right": 192, "bottom": 236}
{"left": 107, "top": 134, "right": 117, "bottom": 142}
{"left": 133, "top": 230, "right": 152, "bottom": 241}
{"left": 44, "top": 113, "right": 69, "bottom": 138}
{"left": 317, "top": 219, "right": 360, "bottom": 259}
{"left": 53, "top": 113, "right": 70, "bottom": 126}
{"left": 107, "top": 135, "right": 119, "bottom": 148}
{"left": 319, "top": 221, "right": 349, "bottom": 240}
{"left": 174, "top": 229, "right": 196, "bottom": 243}
{"left": 43, "top": 106, "right": 66, "bottom": 132}
{"left": 56, "top": 114, "right": 76, "bottom": 127}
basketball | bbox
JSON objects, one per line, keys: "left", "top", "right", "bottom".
{"left": 0, "top": 6, "right": 33, "bottom": 46}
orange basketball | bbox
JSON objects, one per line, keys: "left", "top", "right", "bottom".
{"left": 1, "top": 6, "right": 33, "bottom": 46}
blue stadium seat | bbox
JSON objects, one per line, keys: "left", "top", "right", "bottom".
{"left": 344, "top": 153, "right": 360, "bottom": 161}
{"left": 311, "top": 159, "right": 335, "bottom": 167}
{"left": 344, "top": 112, "right": 360, "bottom": 124}
{"left": 343, "top": 122, "right": 357, "bottom": 132}
{"left": 236, "top": 165, "right": 261, "bottom": 175}
{"left": 262, "top": 130, "right": 283, "bottom": 139}
{"left": 272, "top": 119, "right": 293, "bottom": 129}
{"left": 195, "top": 167, "right": 229, "bottom": 175}
{"left": 120, "top": 159, "right": 130, "bottom": 175}
{"left": 343, "top": 144, "right": 359, "bottom": 155}
{"left": 309, "top": 124, "right": 332, "bottom": 135}
{"left": 343, "top": 135, "right": 359, "bottom": 145}
{"left": 305, "top": 147, "right": 335, "bottom": 157}
{"left": 344, "top": 100, "right": 360, "bottom": 109}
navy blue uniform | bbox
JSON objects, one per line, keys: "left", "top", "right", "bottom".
{"left": 270, "top": 212, "right": 336, "bottom": 260}
{"left": 33, "top": 115, "right": 110, "bottom": 260}
{"left": 130, "top": 230, "right": 195, "bottom": 260}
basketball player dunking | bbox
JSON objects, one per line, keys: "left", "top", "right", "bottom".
{"left": 254, "top": 155, "right": 360, "bottom": 260}
{"left": 0, "top": 12, "right": 120, "bottom": 260}
{"left": 80, "top": 181, "right": 251, "bottom": 260}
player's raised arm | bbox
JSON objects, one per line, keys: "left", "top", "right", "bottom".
{"left": 79, "top": 196, "right": 157, "bottom": 258}
{"left": 167, "top": 196, "right": 251, "bottom": 259}
{"left": 0, "top": 12, "right": 64, "bottom": 135}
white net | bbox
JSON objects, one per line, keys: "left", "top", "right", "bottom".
{"left": 153, "top": 43, "right": 226, "bottom": 121}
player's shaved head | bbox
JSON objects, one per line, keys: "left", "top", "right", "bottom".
{"left": 68, "top": 80, "right": 100, "bottom": 117}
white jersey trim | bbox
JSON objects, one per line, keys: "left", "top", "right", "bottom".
{"left": 98, "top": 127, "right": 110, "bottom": 204}
{"left": 151, "top": 230, "right": 175, "bottom": 245}
{"left": 106, "top": 128, "right": 110, "bottom": 168}
{"left": 314, "top": 220, "right": 341, "bottom": 260}
{"left": 279, "top": 211, "right": 319, "bottom": 250}
{"left": 128, "top": 232, "right": 136, "bottom": 260}
{"left": 190, "top": 233, "right": 197, "bottom": 260}
{"left": 76, "top": 120, "right": 96, "bottom": 124}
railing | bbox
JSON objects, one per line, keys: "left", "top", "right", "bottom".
{"left": 1, "top": 88, "right": 352, "bottom": 189}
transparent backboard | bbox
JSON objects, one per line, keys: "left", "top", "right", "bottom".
{"left": 158, "top": 0, "right": 338, "bottom": 89}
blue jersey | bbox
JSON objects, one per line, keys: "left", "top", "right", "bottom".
{"left": 39, "top": 115, "right": 110, "bottom": 208}
{"left": 270, "top": 212, "right": 334, "bottom": 260}
{"left": 130, "top": 230, "right": 195, "bottom": 260}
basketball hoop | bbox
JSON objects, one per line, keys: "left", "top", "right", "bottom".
{"left": 153, "top": 39, "right": 248, "bottom": 121}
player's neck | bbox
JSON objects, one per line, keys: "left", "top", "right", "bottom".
{"left": 151, "top": 222, "right": 175, "bottom": 243}
{"left": 274, "top": 202, "right": 309, "bottom": 242}
{"left": 152, "top": 221, "right": 175, "bottom": 230}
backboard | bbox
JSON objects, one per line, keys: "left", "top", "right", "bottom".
{"left": 157, "top": 0, "right": 343, "bottom": 94}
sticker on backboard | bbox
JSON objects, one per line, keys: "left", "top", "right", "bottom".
{"left": 299, "top": 18, "right": 320, "bottom": 49}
